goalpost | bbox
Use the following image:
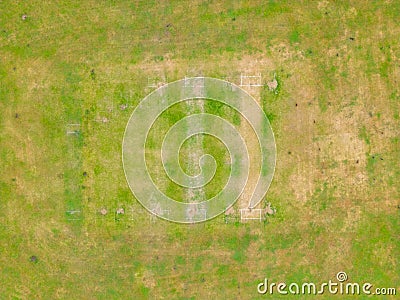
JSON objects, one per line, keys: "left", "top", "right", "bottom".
{"left": 65, "top": 210, "right": 82, "bottom": 221}
{"left": 239, "top": 208, "right": 264, "bottom": 222}
{"left": 66, "top": 123, "right": 81, "bottom": 135}
{"left": 239, "top": 73, "right": 263, "bottom": 87}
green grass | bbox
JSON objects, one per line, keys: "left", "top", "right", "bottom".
{"left": 318, "top": 96, "right": 329, "bottom": 113}
{"left": 0, "top": 0, "right": 399, "bottom": 299}
{"left": 310, "top": 182, "right": 336, "bottom": 211}
{"left": 289, "top": 29, "right": 300, "bottom": 44}
{"left": 358, "top": 125, "right": 371, "bottom": 145}
{"left": 145, "top": 99, "right": 233, "bottom": 202}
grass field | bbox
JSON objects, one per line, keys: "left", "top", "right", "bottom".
{"left": 1, "top": 0, "right": 399, "bottom": 299}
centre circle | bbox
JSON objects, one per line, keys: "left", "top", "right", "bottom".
{"left": 122, "top": 77, "right": 276, "bottom": 223}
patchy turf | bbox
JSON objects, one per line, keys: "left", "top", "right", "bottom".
{"left": 0, "top": 0, "right": 399, "bottom": 299}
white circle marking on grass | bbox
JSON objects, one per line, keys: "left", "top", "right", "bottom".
{"left": 122, "top": 77, "right": 276, "bottom": 223}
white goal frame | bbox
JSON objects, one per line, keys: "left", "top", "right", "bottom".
{"left": 239, "top": 208, "right": 263, "bottom": 222}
